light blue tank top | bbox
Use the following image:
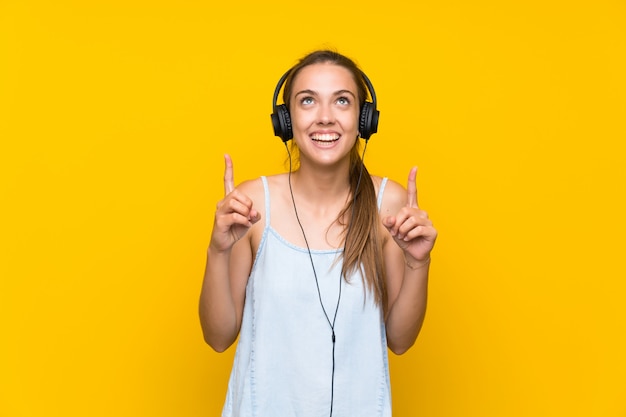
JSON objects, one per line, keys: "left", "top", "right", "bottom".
{"left": 222, "top": 177, "right": 391, "bottom": 417}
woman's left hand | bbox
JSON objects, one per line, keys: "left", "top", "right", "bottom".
{"left": 382, "top": 167, "right": 437, "bottom": 265}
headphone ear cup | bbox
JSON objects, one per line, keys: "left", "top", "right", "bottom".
{"left": 359, "top": 102, "right": 380, "bottom": 140}
{"left": 271, "top": 104, "right": 293, "bottom": 142}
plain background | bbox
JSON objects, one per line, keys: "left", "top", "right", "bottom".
{"left": 1, "top": 0, "right": 625, "bottom": 416}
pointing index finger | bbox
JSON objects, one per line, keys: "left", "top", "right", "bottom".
{"left": 223, "top": 154, "right": 234, "bottom": 196}
{"left": 407, "top": 166, "right": 419, "bottom": 208}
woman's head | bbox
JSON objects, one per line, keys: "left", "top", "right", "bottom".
{"left": 282, "top": 50, "right": 370, "bottom": 165}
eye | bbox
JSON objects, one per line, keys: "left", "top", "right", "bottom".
{"left": 336, "top": 96, "right": 351, "bottom": 106}
{"left": 300, "top": 96, "right": 314, "bottom": 105}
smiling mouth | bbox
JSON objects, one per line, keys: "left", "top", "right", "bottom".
{"left": 311, "top": 133, "right": 340, "bottom": 142}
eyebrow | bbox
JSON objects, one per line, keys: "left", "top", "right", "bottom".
{"left": 295, "top": 89, "right": 357, "bottom": 99}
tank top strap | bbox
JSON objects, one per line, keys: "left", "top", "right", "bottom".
{"left": 260, "top": 176, "right": 271, "bottom": 227}
{"left": 377, "top": 177, "right": 388, "bottom": 211}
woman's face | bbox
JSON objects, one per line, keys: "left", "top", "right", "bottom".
{"left": 289, "top": 63, "right": 360, "bottom": 166}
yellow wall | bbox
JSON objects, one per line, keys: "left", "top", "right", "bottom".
{"left": 1, "top": 1, "right": 625, "bottom": 416}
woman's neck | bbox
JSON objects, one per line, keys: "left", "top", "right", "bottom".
{"left": 290, "top": 165, "right": 350, "bottom": 203}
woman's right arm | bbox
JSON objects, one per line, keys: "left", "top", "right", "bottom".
{"left": 199, "top": 155, "right": 261, "bottom": 352}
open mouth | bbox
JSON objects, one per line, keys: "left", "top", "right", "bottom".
{"left": 311, "top": 133, "right": 340, "bottom": 143}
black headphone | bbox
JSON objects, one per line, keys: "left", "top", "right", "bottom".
{"left": 270, "top": 68, "right": 380, "bottom": 143}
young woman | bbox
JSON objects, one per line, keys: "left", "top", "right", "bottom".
{"left": 199, "top": 50, "right": 437, "bottom": 417}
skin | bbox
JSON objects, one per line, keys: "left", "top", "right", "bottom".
{"left": 199, "top": 63, "right": 437, "bottom": 354}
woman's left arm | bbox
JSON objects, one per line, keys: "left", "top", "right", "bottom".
{"left": 380, "top": 167, "right": 438, "bottom": 355}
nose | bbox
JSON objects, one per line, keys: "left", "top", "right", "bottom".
{"left": 316, "top": 103, "right": 335, "bottom": 125}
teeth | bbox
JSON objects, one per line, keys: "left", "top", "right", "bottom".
{"left": 311, "top": 133, "right": 339, "bottom": 142}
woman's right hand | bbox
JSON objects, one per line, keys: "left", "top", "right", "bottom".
{"left": 209, "top": 154, "right": 261, "bottom": 253}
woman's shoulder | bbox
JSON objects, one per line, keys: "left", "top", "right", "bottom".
{"left": 371, "top": 174, "right": 407, "bottom": 215}
{"left": 236, "top": 173, "right": 287, "bottom": 190}
{"left": 264, "top": 173, "right": 289, "bottom": 187}
{"left": 235, "top": 174, "right": 290, "bottom": 211}
{"left": 371, "top": 174, "right": 405, "bottom": 197}
{"left": 235, "top": 176, "right": 263, "bottom": 197}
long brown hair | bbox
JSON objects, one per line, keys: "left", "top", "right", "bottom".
{"left": 283, "top": 50, "right": 387, "bottom": 311}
